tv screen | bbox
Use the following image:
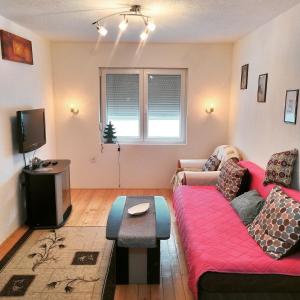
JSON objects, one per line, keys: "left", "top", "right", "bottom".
{"left": 17, "top": 109, "right": 46, "bottom": 153}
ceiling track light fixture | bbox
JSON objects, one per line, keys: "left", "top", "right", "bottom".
{"left": 92, "top": 5, "right": 156, "bottom": 40}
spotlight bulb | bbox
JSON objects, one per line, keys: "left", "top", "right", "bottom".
{"left": 147, "top": 21, "right": 156, "bottom": 32}
{"left": 119, "top": 19, "right": 128, "bottom": 31}
{"left": 97, "top": 25, "right": 108, "bottom": 36}
{"left": 140, "top": 30, "right": 149, "bottom": 41}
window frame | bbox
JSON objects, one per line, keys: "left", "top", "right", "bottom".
{"left": 100, "top": 68, "right": 187, "bottom": 145}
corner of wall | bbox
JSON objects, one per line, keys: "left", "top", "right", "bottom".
{"left": 0, "top": 15, "right": 56, "bottom": 243}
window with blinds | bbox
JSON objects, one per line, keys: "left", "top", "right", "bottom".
{"left": 147, "top": 74, "right": 181, "bottom": 138}
{"left": 101, "top": 68, "right": 186, "bottom": 144}
{"left": 106, "top": 74, "right": 140, "bottom": 137}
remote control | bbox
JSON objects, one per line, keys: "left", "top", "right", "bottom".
{"left": 42, "top": 161, "right": 51, "bottom": 167}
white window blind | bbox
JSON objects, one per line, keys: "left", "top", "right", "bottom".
{"left": 106, "top": 73, "right": 140, "bottom": 137}
{"left": 147, "top": 74, "right": 181, "bottom": 138}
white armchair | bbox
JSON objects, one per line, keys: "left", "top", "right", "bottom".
{"left": 172, "top": 145, "right": 241, "bottom": 189}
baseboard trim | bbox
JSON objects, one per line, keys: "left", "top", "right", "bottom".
{"left": 0, "top": 228, "right": 32, "bottom": 271}
{"left": 0, "top": 226, "right": 29, "bottom": 260}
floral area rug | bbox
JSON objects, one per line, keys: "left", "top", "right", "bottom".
{"left": 0, "top": 226, "right": 114, "bottom": 300}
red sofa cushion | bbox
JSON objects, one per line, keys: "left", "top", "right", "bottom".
{"left": 173, "top": 161, "right": 300, "bottom": 299}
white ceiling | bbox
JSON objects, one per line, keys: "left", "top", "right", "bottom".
{"left": 0, "top": 0, "right": 299, "bottom": 43}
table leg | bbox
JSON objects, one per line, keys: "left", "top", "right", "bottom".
{"left": 147, "top": 241, "right": 160, "bottom": 284}
{"left": 115, "top": 240, "right": 161, "bottom": 284}
{"left": 116, "top": 246, "right": 129, "bottom": 284}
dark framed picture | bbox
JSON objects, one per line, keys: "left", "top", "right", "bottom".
{"left": 0, "top": 30, "right": 33, "bottom": 65}
{"left": 257, "top": 73, "right": 268, "bottom": 102}
{"left": 240, "top": 64, "right": 249, "bottom": 90}
{"left": 284, "top": 89, "right": 299, "bottom": 124}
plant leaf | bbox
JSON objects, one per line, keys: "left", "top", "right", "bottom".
{"left": 65, "top": 286, "right": 73, "bottom": 293}
{"left": 47, "top": 282, "right": 57, "bottom": 289}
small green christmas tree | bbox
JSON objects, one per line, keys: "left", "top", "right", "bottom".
{"left": 103, "top": 121, "right": 117, "bottom": 143}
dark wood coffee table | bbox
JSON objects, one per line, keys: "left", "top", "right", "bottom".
{"left": 106, "top": 196, "right": 170, "bottom": 284}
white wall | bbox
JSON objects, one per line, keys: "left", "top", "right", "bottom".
{"left": 0, "top": 16, "right": 56, "bottom": 243}
{"left": 51, "top": 42, "right": 232, "bottom": 188}
{"left": 229, "top": 3, "right": 300, "bottom": 189}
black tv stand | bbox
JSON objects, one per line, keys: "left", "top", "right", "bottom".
{"left": 23, "top": 159, "right": 72, "bottom": 229}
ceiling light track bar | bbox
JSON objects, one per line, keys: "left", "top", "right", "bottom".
{"left": 92, "top": 4, "right": 156, "bottom": 40}
{"left": 119, "top": 13, "right": 150, "bottom": 19}
{"left": 92, "top": 11, "right": 129, "bottom": 25}
{"left": 93, "top": 12, "right": 151, "bottom": 26}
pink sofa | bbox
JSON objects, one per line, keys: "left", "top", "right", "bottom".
{"left": 173, "top": 161, "right": 300, "bottom": 300}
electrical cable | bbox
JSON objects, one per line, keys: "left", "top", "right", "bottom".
{"left": 32, "top": 149, "right": 37, "bottom": 161}
{"left": 117, "top": 141, "right": 121, "bottom": 188}
{"left": 23, "top": 152, "right": 27, "bottom": 168}
{"left": 99, "top": 122, "right": 104, "bottom": 153}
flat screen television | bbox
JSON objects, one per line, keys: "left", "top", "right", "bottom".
{"left": 17, "top": 108, "right": 46, "bottom": 153}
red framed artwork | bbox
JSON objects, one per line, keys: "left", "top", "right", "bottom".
{"left": 0, "top": 30, "right": 33, "bottom": 65}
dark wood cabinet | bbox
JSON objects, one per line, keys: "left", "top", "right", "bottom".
{"left": 23, "top": 160, "right": 72, "bottom": 228}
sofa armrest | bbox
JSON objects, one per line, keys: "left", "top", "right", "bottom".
{"left": 178, "top": 159, "right": 207, "bottom": 169}
{"left": 184, "top": 171, "right": 221, "bottom": 186}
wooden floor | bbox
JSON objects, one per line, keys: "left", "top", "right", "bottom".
{"left": 0, "top": 189, "right": 193, "bottom": 300}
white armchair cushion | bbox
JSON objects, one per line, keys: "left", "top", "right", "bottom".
{"left": 184, "top": 171, "right": 221, "bottom": 186}
{"left": 178, "top": 159, "right": 207, "bottom": 169}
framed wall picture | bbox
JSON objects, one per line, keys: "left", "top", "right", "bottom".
{"left": 284, "top": 89, "right": 299, "bottom": 124}
{"left": 240, "top": 64, "right": 249, "bottom": 90}
{"left": 0, "top": 30, "right": 33, "bottom": 65}
{"left": 257, "top": 73, "right": 268, "bottom": 102}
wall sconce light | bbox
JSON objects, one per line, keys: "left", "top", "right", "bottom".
{"left": 70, "top": 104, "right": 79, "bottom": 115}
{"left": 205, "top": 104, "right": 214, "bottom": 114}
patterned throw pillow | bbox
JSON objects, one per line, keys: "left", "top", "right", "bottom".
{"left": 216, "top": 159, "right": 248, "bottom": 201}
{"left": 263, "top": 149, "right": 298, "bottom": 187}
{"left": 202, "top": 155, "right": 221, "bottom": 171}
{"left": 248, "top": 186, "right": 300, "bottom": 259}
